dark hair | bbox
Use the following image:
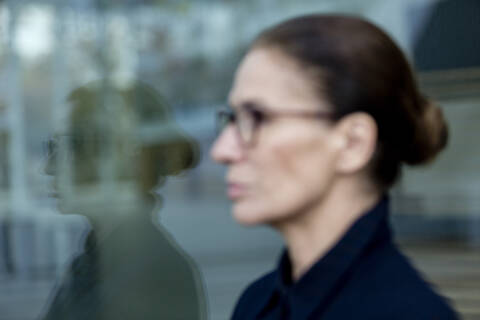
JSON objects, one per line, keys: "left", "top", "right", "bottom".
{"left": 252, "top": 14, "right": 448, "bottom": 190}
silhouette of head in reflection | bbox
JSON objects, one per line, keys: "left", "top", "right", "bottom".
{"left": 46, "top": 80, "right": 198, "bottom": 216}
{"left": 42, "top": 80, "right": 207, "bottom": 320}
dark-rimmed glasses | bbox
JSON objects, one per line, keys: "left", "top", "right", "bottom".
{"left": 43, "top": 134, "right": 103, "bottom": 157}
{"left": 216, "top": 103, "right": 334, "bottom": 146}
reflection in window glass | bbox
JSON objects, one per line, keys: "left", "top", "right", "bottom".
{"left": 0, "top": 1, "right": 478, "bottom": 319}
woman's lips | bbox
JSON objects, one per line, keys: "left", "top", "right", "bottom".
{"left": 227, "top": 183, "right": 246, "bottom": 200}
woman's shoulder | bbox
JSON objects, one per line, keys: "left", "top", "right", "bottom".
{"left": 332, "top": 241, "right": 460, "bottom": 319}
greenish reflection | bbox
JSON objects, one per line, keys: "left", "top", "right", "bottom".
{"left": 42, "top": 80, "right": 207, "bottom": 320}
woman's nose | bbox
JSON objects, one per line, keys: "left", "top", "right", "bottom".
{"left": 210, "top": 126, "right": 244, "bottom": 165}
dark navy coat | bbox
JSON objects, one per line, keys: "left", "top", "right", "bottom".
{"left": 232, "top": 197, "right": 459, "bottom": 320}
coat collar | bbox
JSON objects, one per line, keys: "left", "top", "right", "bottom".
{"left": 261, "top": 195, "right": 392, "bottom": 319}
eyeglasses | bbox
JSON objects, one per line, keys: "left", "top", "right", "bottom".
{"left": 43, "top": 134, "right": 102, "bottom": 157}
{"left": 216, "top": 103, "right": 334, "bottom": 146}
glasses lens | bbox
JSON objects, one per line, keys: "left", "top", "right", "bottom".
{"left": 215, "top": 108, "right": 256, "bottom": 145}
{"left": 236, "top": 109, "right": 254, "bottom": 144}
{"left": 216, "top": 110, "right": 234, "bottom": 137}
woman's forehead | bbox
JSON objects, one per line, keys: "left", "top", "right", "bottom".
{"left": 229, "top": 48, "right": 322, "bottom": 111}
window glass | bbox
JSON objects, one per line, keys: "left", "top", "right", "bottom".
{"left": 0, "top": 1, "right": 478, "bottom": 319}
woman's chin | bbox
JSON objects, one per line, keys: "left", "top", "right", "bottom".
{"left": 54, "top": 198, "right": 80, "bottom": 215}
{"left": 232, "top": 203, "right": 269, "bottom": 226}
{"left": 55, "top": 201, "right": 71, "bottom": 214}
{"left": 232, "top": 200, "right": 296, "bottom": 228}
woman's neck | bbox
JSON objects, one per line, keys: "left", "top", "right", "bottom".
{"left": 276, "top": 181, "right": 381, "bottom": 282}
{"left": 85, "top": 194, "right": 156, "bottom": 243}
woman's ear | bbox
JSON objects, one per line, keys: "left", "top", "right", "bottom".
{"left": 332, "top": 112, "right": 378, "bottom": 174}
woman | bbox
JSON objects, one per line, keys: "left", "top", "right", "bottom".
{"left": 211, "top": 15, "right": 458, "bottom": 319}
{"left": 42, "top": 81, "right": 207, "bottom": 320}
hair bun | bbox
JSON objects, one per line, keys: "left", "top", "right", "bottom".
{"left": 402, "top": 100, "right": 448, "bottom": 165}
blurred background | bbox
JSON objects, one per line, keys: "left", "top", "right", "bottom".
{"left": 0, "top": 0, "right": 479, "bottom": 319}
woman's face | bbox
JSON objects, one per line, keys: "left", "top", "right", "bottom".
{"left": 44, "top": 115, "right": 141, "bottom": 215}
{"left": 211, "top": 48, "right": 342, "bottom": 226}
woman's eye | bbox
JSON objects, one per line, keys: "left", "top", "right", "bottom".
{"left": 250, "top": 109, "right": 267, "bottom": 125}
